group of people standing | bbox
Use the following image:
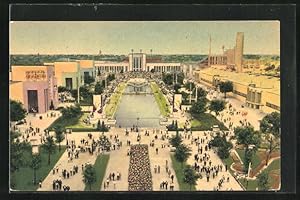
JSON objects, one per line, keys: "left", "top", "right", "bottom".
{"left": 128, "top": 144, "right": 153, "bottom": 191}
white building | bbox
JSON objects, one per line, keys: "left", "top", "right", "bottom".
{"left": 95, "top": 52, "right": 182, "bottom": 73}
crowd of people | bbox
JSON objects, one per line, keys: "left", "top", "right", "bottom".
{"left": 219, "top": 104, "right": 252, "bottom": 131}
{"left": 184, "top": 130, "right": 233, "bottom": 191}
{"left": 128, "top": 144, "right": 153, "bottom": 191}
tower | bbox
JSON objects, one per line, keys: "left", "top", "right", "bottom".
{"left": 208, "top": 34, "right": 212, "bottom": 66}
{"left": 235, "top": 32, "right": 244, "bottom": 73}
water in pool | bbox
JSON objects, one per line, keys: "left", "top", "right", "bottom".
{"left": 114, "top": 84, "right": 162, "bottom": 128}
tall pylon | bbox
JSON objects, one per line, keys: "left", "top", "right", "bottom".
{"left": 209, "top": 34, "right": 212, "bottom": 56}
{"left": 208, "top": 34, "right": 212, "bottom": 66}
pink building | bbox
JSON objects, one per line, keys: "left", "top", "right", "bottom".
{"left": 10, "top": 65, "right": 58, "bottom": 113}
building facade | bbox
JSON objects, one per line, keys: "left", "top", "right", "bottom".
{"left": 10, "top": 65, "right": 58, "bottom": 113}
{"left": 194, "top": 68, "right": 280, "bottom": 114}
{"left": 95, "top": 52, "right": 182, "bottom": 74}
{"left": 208, "top": 32, "right": 244, "bottom": 72}
{"left": 78, "top": 60, "right": 96, "bottom": 84}
{"left": 45, "top": 61, "right": 84, "bottom": 90}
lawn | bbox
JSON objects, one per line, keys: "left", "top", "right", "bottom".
{"left": 265, "top": 158, "right": 280, "bottom": 172}
{"left": 150, "top": 82, "right": 170, "bottom": 117}
{"left": 170, "top": 154, "right": 196, "bottom": 191}
{"left": 47, "top": 112, "right": 82, "bottom": 130}
{"left": 239, "top": 178, "right": 258, "bottom": 191}
{"left": 190, "top": 113, "right": 228, "bottom": 131}
{"left": 105, "top": 83, "right": 126, "bottom": 118}
{"left": 236, "top": 149, "right": 262, "bottom": 170}
{"left": 240, "top": 159, "right": 280, "bottom": 191}
{"left": 239, "top": 158, "right": 281, "bottom": 191}
{"left": 48, "top": 112, "right": 101, "bottom": 132}
{"left": 66, "top": 113, "right": 93, "bottom": 129}
{"left": 11, "top": 146, "right": 66, "bottom": 191}
{"left": 222, "top": 156, "right": 234, "bottom": 174}
{"left": 84, "top": 154, "right": 110, "bottom": 191}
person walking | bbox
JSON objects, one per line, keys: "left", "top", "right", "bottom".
{"left": 171, "top": 174, "right": 174, "bottom": 183}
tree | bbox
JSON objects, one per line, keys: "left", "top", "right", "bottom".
{"left": 61, "top": 104, "right": 82, "bottom": 119}
{"left": 42, "top": 136, "right": 56, "bottom": 165}
{"left": 260, "top": 112, "right": 280, "bottom": 136}
{"left": 10, "top": 131, "right": 24, "bottom": 173}
{"left": 175, "top": 144, "right": 191, "bottom": 167}
{"left": 30, "top": 154, "right": 41, "bottom": 185}
{"left": 84, "top": 75, "right": 95, "bottom": 85}
{"left": 257, "top": 171, "right": 269, "bottom": 191}
{"left": 96, "top": 120, "right": 108, "bottom": 132}
{"left": 94, "top": 82, "right": 104, "bottom": 95}
{"left": 101, "top": 80, "right": 106, "bottom": 87}
{"left": 99, "top": 134, "right": 111, "bottom": 151}
{"left": 183, "top": 165, "right": 200, "bottom": 191}
{"left": 219, "top": 81, "right": 233, "bottom": 98}
{"left": 218, "top": 141, "right": 233, "bottom": 159}
{"left": 10, "top": 100, "right": 26, "bottom": 121}
{"left": 209, "top": 133, "right": 233, "bottom": 159}
{"left": 162, "top": 73, "right": 173, "bottom": 85}
{"left": 97, "top": 120, "right": 101, "bottom": 130}
{"left": 234, "top": 126, "right": 261, "bottom": 172}
{"left": 83, "top": 164, "right": 96, "bottom": 191}
{"left": 176, "top": 72, "right": 184, "bottom": 85}
{"left": 173, "top": 83, "right": 181, "bottom": 94}
{"left": 80, "top": 86, "right": 93, "bottom": 100}
{"left": 184, "top": 81, "right": 195, "bottom": 91}
{"left": 58, "top": 86, "right": 68, "bottom": 93}
{"left": 190, "top": 98, "right": 207, "bottom": 114}
{"left": 169, "top": 130, "right": 182, "bottom": 148}
{"left": 107, "top": 74, "right": 115, "bottom": 82}
{"left": 260, "top": 112, "right": 280, "bottom": 165}
{"left": 54, "top": 125, "right": 65, "bottom": 152}
{"left": 194, "top": 87, "right": 207, "bottom": 99}
{"left": 71, "top": 86, "right": 93, "bottom": 103}
{"left": 181, "top": 91, "right": 189, "bottom": 102}
{"left": 209, "top": 99, "right": 226, "bottom": 116}
{"left": 235, "top": 126, "right": 261, "bottom": 149}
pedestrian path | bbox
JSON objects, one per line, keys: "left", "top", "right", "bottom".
{"left": 37, "top": 132, "right": 99, "bottom": 191}
{"left": 178, "top": 131, "right": 243, "bottom": 191}
{"left": 148, "top": 139, "right": 179, "bottom": 191}
{"left": 37, "top": 149, "right": 98, "bottom": 191}
{"left": 100, "top": 128, "right": 179, "bottom": 191}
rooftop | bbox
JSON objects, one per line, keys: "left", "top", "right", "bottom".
{"left": 200, "top": 68, "right": 280, "bottom": 95}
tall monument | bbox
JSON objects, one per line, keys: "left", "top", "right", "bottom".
{"left": 208, "top": 34, "right": 212, "bottom": 66}
{"left": 234, "top": 32, "right": 244, "bottom": 73}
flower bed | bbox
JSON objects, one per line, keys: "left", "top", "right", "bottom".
{"left": 128, "top": 144, "right": 153, "bottom": 191}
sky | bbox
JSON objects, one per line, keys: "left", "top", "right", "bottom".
{"left": 10, "top": 21, "right": 280, "bottom": 55}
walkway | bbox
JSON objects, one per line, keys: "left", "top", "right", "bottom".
{"left": 101, "top": 128, "right": 179, "bottom": 191}
{"left": 38, "top": 132, "right": 99, "bottom": 191}
{"left": 170, "top": 131, "right": 243, "bottom": 191}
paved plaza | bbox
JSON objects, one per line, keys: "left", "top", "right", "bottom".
{"left": 27, "top": 125, "right": 243, "bottom": 191}
{"left": 11, "top": 78, "right": 272, "bottom": 192}
{"left": 12, "top": 86, "right": 258, "bottom": 191}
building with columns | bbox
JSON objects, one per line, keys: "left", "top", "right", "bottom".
{"left": 95, "top": 52, "right": 181, "bottom": 73}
